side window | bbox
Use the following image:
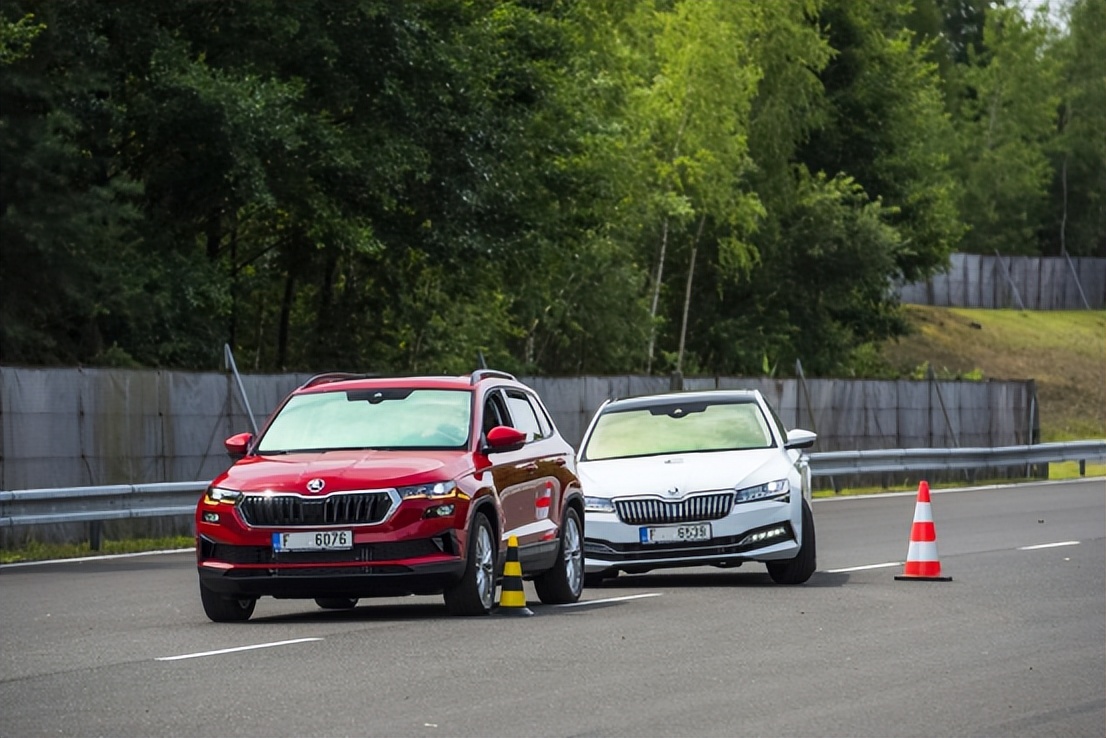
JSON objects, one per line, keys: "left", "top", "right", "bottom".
{"left": 530, "top": 395, "right": 554, "bottom": 438}
{"left": 504, "top": 390, "right": 544, "bottom": 442}
{"left": 483, "top": 391, "right": 509, "bottom": 437}
{"left": 765, "top": 403, "right": 788, "bottom": 447}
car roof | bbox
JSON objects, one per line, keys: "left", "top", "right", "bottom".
{"left": 602, "top": 389, "right": 762, "bottom": 412}
{"left": 294, "top": 370, "right": 521, "bottom": 394}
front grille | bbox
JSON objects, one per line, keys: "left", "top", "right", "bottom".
{"left": 238, "top": 491, "right": 394, "bottom": 527}
{"left": 615, "top": 492, "right": 734, "bottom": 525}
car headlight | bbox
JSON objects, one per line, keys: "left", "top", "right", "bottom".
{"left": 397, "top": 481, "right": 458, "bottom": 499}
{"left": 734, "top": 479, "right": 790, "bottom": 504}
{"left": 584, "top": 496, "right": 616, "bottom": 513}
{"left": 205, "top": 486, "right": 242, "bottom": 504}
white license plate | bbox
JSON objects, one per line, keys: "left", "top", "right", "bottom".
{"left": 272, "top": 530, "right": 353, "bottom": 552}
{"left": 640, "top": 523, "right": 712, "bottom": 544}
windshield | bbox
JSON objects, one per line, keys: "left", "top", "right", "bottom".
{"left": 581, "top": 399, "right": 774, "bottom": 461}
{"left": 256, "top": 388, "right": 472, "bottom": 453}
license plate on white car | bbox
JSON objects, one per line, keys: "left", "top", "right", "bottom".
{"left": 272, "top": 530, "right": 353, "bottom": 552}
{"left": 640, "top": 523, "right": 712, "bottom": 544}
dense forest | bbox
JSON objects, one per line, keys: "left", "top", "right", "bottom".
{"left": 1, "top": 0, "right": 1103, "bottom": 376}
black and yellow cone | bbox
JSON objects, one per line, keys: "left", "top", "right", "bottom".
{"left": 496, "top": 535, "right": 534, "bottom": 616}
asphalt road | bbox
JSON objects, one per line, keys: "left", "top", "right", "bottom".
{"left": 1, "top": 479, "right": 1103, "bottom": 738}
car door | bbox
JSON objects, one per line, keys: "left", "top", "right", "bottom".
{"left": 499, "top": 388, "right": 567, "bottom": 563}
{"left": 480, "top": 388, "right": 540, "bottom": 551}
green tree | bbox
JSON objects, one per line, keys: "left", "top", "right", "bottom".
{"left": 1044, "top": 0, "right": 1106, "bottom": 257}
{"left": 801, "top": 0, "right": 962, "bottom": 281}
{"left": 952, "top": 4, "right": 1061, "bottom": 255}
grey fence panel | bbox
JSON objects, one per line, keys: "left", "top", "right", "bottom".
{"left": 1080, "top": 257, "right": 1106, "bottom": 306}
{"left": 164, "top": 371, "right": 232, "bottom": 484}
{"left": 0, "top": 368, "right": 1038, "bottom": 491}
{"left": 0, "top": 368, "right": 85, "bottom": 490}
{"left": 1021, "top": 256, "right": 1039, "bottom": 309}
{"left": 896, "top": 381, "right": 928, "bottom": 448}
{"left": 899, "top": 253, "right": 1106, "bottom": 309}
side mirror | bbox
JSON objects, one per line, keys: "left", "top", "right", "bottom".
{"left": 224, "top": 432, "right": 254, "bottom": 459}
{"left": 784, "top": 428, "right": 817, "bottom": 450}
{"left": 484, "top": 425, "right": 526, "bottom": 453}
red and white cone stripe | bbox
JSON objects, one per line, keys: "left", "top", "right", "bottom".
{"left": 895, "top": 481, "right": 952, "bottom": 581}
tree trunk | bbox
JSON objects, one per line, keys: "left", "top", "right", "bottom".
{"left": 646, "top": 219, "right": 670, "bottom": 374}
{"left": 277, "top": 271, "right": 295, "bottom": 370}
{"left": 676, "top": 215, "right": 707, "bottom": 374}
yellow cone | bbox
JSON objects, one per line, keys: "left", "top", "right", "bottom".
{"left": 496, "top": 535, "right": 534, "bottom": 616}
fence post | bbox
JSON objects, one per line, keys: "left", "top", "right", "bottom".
{"left": 1061, "top": 251, "right": 1091, "bottom": 310}
{"left": 224, "top": 344, "right": 259, "bottom": 436}
{"left": 993, "top": 250, "right": 1027, "bottom": 310}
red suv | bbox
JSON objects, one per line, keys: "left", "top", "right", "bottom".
{"left": 196, "top": 370, "right": 584, "bottom": 621}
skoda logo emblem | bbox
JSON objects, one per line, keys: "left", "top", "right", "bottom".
{"left": 666, "top": 486, "right": 680, "bottom": 497}
{"left": 306, "top": 478, "right": 325, "bottom": 493}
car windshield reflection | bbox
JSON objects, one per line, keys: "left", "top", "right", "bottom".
{"left": 256, "top": 388, "right": 472, "bottom": 453}
{"left": 581, "top": 400, "right": 774, "bottom": 461}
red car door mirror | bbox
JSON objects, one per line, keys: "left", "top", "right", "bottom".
{"left": 485, "top": 425, "right": 526, "bottom": 453}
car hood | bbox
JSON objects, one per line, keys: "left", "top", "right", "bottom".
{"left": 578, "top": 449, "right": 787, "bottom": 499}
{"left": 215, "top": 450, "right": 471, "bottom": 494}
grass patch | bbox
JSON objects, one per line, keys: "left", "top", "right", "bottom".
{"left": 0, "top": 536, "right": 194, "bottom": 565}
{"left": 879, "top": 307, "right": 1106, "bottom": 441}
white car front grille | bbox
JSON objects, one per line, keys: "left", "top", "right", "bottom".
{"left": 614, "top": 492, "right": 734, "bottom": 525}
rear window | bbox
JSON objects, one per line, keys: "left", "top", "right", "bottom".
{"left": 257, "top": 388, "right": 471, "bottom": 453}
{"left": 581, "top": 399, "right": 773, "bottom": 461}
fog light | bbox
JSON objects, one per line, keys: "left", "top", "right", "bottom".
{"left": 202, "top": 512, "right": 220, "bottom": 524}
{"left": 738, "top": 525, "right": 789, "bottom": 547}
{"left": 425, "top": 504, "right": 455, "bottom": 518}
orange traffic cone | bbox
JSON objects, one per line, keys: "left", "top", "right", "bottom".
{"left": 496, "top": 535, "right": 534, "bottom": 616}
{"left": 895, "top": 481, "right": 952, "bottom": 582}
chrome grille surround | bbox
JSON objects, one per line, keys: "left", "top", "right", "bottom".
{"left": 615, "top": 491, "right": 735, "bottom": 525}
{"left": 237, "top": 488, "right": 401, "bottom": 528}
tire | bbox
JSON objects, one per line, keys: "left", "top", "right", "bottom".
{"left": 534, "top": 507, "right": 584, "bottom": 605}
{"left": 315, "top": 597, "right": 358, "bottom": 610}
{"left": 443, "top": 512, "right": 496, "bottom": 616}
{"left": 767, "top": 499, "right": 817, "bottom": 585}
{"left": 199, "top": 581, "right": 256, "bottom": 622}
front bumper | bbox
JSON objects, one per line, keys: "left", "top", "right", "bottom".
{"left": 584, "top": 499, "right": 801, "bottom": 575}
{"left": 195, "top": 495, "right": 474, "bottom": 599}
{"left": 196, "top": 533, "right": 467, "bottom": 599}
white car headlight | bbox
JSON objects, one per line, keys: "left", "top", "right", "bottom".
{"left": 584, "top": 496, "right": 616, "bottom": 513}
{"left": 734, "top": 479, "right": 790, "bottom": 504}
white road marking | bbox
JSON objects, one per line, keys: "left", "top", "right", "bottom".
{"left": 557, "top": 593, "right": 663, "bottom": 607}
{"left": 1018, "top": 541, "right": 1080, "bottom": 550}
{"left": 825, "top": 562, "right": 902, "bottom": 573}
{"left": 157, "top": 637, "right": 322, "bottom": 661}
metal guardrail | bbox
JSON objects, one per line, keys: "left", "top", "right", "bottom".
{"left": 808, "top": 440, "right": 1106, "bottom": 477}
{"left": 2, "top": 441, "right": 1103, "bottom": 547}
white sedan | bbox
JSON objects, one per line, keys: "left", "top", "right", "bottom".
{"left": 577, "top": 389, "right": 817, "bottom": 585}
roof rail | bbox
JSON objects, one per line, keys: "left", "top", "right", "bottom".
{"left": 469, "top": 369, "right": 516, "bottom": 385}
{"left": 299, "top": 372, "right": 378, "bottom": 389}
